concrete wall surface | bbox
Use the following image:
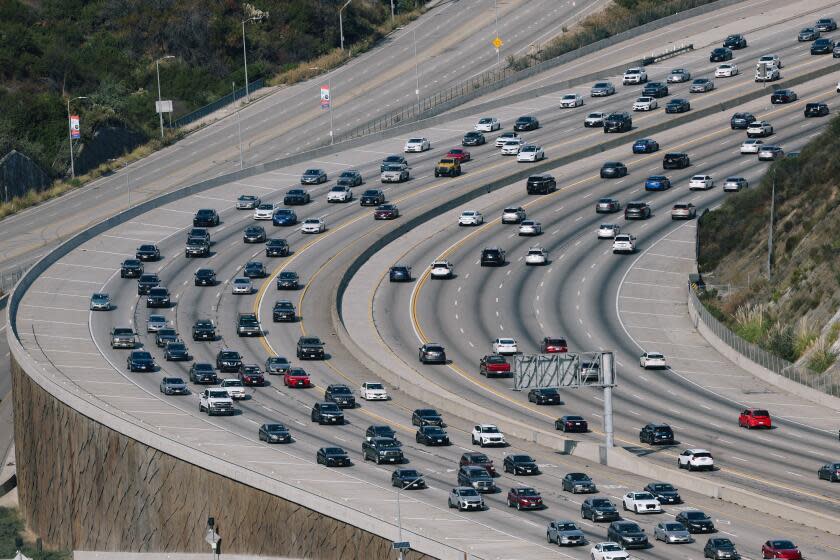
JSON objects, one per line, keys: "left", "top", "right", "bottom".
{"left": 75, "top": 553, "right": 298, "bottom": 560}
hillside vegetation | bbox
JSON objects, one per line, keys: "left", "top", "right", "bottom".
{"left": 698, "top": 115, "right": 840, "bottom": 373}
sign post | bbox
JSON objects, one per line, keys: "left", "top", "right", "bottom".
{"left": 492, "top": 36, "right": 503, "bottom": 68}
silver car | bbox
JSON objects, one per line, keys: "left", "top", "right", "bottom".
{"left": 236, "top": 195, "right": 260, "bottom": 209}
{"left": 690, "top": 78, "right": 714, "bottom": 93}
{"left": 146, "top": 314, "right": 168, "bottom": 333}
{"left": 654, "top": 522, "right": 692, "bottom": 544}
{"left": 89, "top": 293, "right": 111, "bottom": 311}
{"left": 518, "top": 220, "right": 542, "bottom": 236}
{"left": 671, "top": 203, "right": 697, "bottom": 220}
{"left": 723, "top": 177, "right": 748, "bottom": 192}
{"left": 598, "top": 224, "right": 621, "bottom": 239}
{"left": 757, "top": 146, "right": 784, "bottom": 161}
{"left": 159, "top": 377, "right": 189, "bottom": 395}
{"left": 547, "top": 520, "right": 587, "bottom": 546}
{"left": 667, "top": 68, "right": 691, "bottom": 83}
{"left": 231, "top": 277, "right": 253, "bottom": 294}
{"left": 448, "top": 487, "right": 485, "bottom": 511}
{"left": 590, "top": 81, "right": 615, "bottom": 96}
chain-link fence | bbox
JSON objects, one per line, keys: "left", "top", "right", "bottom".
{"left": 689, "top": 288, "right": 840, "bottom": 397}
{"left": 171, "top": 78, "right": 265, "bottom": 129}
{"left": 0, "top": 266, "right": 25, "bottom": 296}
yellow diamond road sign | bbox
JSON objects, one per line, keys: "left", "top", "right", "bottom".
{"left": 492, "top": 37, "right": 503, "bottom": 49}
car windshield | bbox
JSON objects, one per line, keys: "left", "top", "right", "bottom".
{"left": 771, "top": 541, "right": 795, "bottom": 549}
{"left": 223, "top": 380, "right": 243, "bottom": 387}
{"left": 325, "top": 448, "right": 345, "bottom": 455}
{"left": 602, "top": 544, "right": 622, "bottom": 552}
{"left": 481, "top": 426, "right": 499, "bottom": 433}
{"left": 320, "top": 403, "right": 340, "bottom": 412}
{"left": 408, "top": 138, "right": 423, "bottom": 143}
{"left": 665, "top": 523, "right": 684, "bottom": 531}
{"left": 460, "top": 488, "right": 478, "bottom": 496}
{"left": 635, "top": 493, "right": 655, "bottom": 500}
{"left": 195, "top": 364, "right": 213, "bottom": 371}
{"left": 594, "top": 83, "right": 609, "bottom": 87}
{"left": 620, "top": 523, "right": 641, "bottom": 532}
{"left": 287, "top": 369, "right": 307, "bottom": 376}
{"left": 366, "top": 383, "right": 383, "bottom": 390}
{"left": 400, "top": 470, "right": 419, "bottom": 477}
{"left": 304, "top": 219, "right": 320, "bottom": 224}
{"left": 566, "top": 416, "right": 584, "bottom": 421}
{"left": 486, "top": 356, "right": 506, "bottom": 364}
{"left": 268, "top": 357, "right": 289, "bottom": 365}
{"left": 715, "top": 539, "right": 734, "bottom": 548}
{"left": 684, "top": 511, "right": 708, "bottom": 520}
{"left": 468, "top": 454, "right": 489, "bottom": 463}
{"left": 498, "top": 338, "right": 515, "bottom": 345}
{"left": 557, "top": 522, "right": 575, "bottom": 530}
{"left": 139, "top": 245, "right": 156, "bottom": 251}
{"left": 267, "top": 425, "right": 286, "bottom": 432}
{"left": 382, "top": 164, "right": 403, "bottom": 171}
{"left": 753, "top": 409, "right": 770, "bottom": 416}
{"left": 133, "top": 352, "right": 151, "bottom": 359}
{"left": 694, "top": 452, "right": 712, "bottom": 458}
{"left": 303, "top": 169, "right": 320, "bottom": 175}
{"left": 168, "top": 344, "right": 185, "bottom": 351}
{"left": 331, "top": 386, "right": 351, "bottom": 394}
{"left": 220, "top": 352, "right": 239, "bottom": 359}
{"left": 208, "top": 390, "right": 228, "bottom": 398}
{"left": 166, "top": 378, "right": 185, "bottom": 384}
{"left": 424, "top": 427, "right": 444, "bottom": 435}
{"left": 517, "top": 488, "right": 538, "bottom": 496}
{"left": 568, "top": 473, "right": 589, "bottom": 481}
{"left": 592, "top": 499, "right": 611, "bottom": 507}
{"left": 417, "top": 409, "right": 439, "bottom": 417}
{"left": 233, "top": 278, "right": 249, "bottom": 285}
{"left": 340, "top": 171, "right": 356, "bottom": 178}
{"left": 478, "top": 118, "right": 492, "bottom": 124}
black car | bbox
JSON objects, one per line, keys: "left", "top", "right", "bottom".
{"left": 380, "top": 155, "right": 407, "bottom": 171}
{"left": 185, "top": 238, "right": 210, "bottom": 258}
{"left": 126, "top": 351, "right": 155, "bottom": 372}
{"left": 283, "top": 189, "right": 311, "bottom": 205}
{"left": 412, "top": 408, "right": 445, "bottom": 427}
{"left": 730, "top": 112, "right": 756, "bottom": 129}
{"left": 527, "top": 387, "right": 562, "bottom": 405}
{"left": 458, "top": 465, "right": 496, "bottom": 493}
{"left": 316, "top": 447, "right": 351, "bottom": 466}
{"left": 272, "top": 300, "right": 296, "bottom": 322}
{"left": 816, "top": 17, "right": 838, "bottom": 32}
{"left": 243, "top": 261, "right": 266, "bottom": 278}
{"left": 676, "top": 510, "right": 716, "bottom": 533}
{"left": 392, "top": 468, "right": 426, "bottom": 489}
{"left": 663, "top": 152, "right": 690, "bottom": 169}
{"left": 259, "top": 423, "right": 292, "bottom": 444}
{"left": 600, "top": 161, "right": 627, "bottom": 178}
{"left": 556, "top": 415, "right": 587, "bottom": 432}
{"left": 642, "top": 82, "right": 669, "bottom": 98}
{"left": 503, "top": 454, "right": 540, "bottom": 475}
{"left": 608, "top": 521, "right": 648, "bottom": 549}
{"left": 243, "top": 225, "right": 266, "bottom": 243}
{"left": 155, "top": 328, "right": 178, "bottom": 348}
{"left": 365, "top": 425, "right": 399, "bottom": 442}
{"left": 644, "top": 482, "right": 682, "bottom": 504}
{"left": 804, "top": 102, "right": 830, "bottom": 117}
{"left": 415, "top": 425, "right": 450, "bottom": 446}
{"left": 164, "top": 342, "right": 191, "bottom": 361}
{"left": 562, "top": 472, "right": 596, "bottom": 493}
{"left": 360, "top": 189, "right": 385, "bottom": 206}
{"left": 146, "top": 287, "right": 170, "bottom": 308}
{"left": 709, "top": 47, "right": 732, "bottom": 62}
{"left": 194, "top": 268, "right": 216, "bottom": 286}
{"left": 276, "top": 271, "right": 299, "bottom": 289}
{"left": 297, "top": 336, "right": 325, "bottom": 359}
{"left": 640, "top": 423, "right": 674, "bottom": 444}
{"left": 189, "top": 363, "right": 217, "bottom": 384}
{"left": 704, "top": 538, "right": 741, "bottom": 560}
{"left": 526, "top": 174, "right": 557, "bottom": 194}
{"left": 325, "top": 384, "right": 356, "bottom": 408}
{"left": 363, "top": 437, "right": 404, "bottom": 464}
{"left": 389, "top": 265, "right": 412, "bottom": 282}
{"left": 723, "top": 34, "right": 747, "bottom": 49}
{"left": 480, "top": 247, "right": 505, "bottom": 266}
{"left": 373, "top": 204, "right": 400, "bottom": 220}
{"left": 665, "top": 98, "right": 690, "bottom": 113}
{"left": 216, "top": 349, "right": 242, "bottom": 372}
{"left": 311, "top": 402, "right": 345, "bottom": 424}
{"left": 513, "top": 115, "right": 539, "bottom": 131}
{"left": 193, "top": 208, "right": 220, "bottom": 227}
{"left": 581, "top": 497, "right": 620, "bottom": 522}
{"left": 462, "top": 131, "right": 486, "bottom": 146}
{"left": 336, "top": 170, "right": 363, "bottom": 188}
{"left": 770, "top": 89, "right": 797, "bottom": 104}
{"left": 811, "top": 38, "right": 835, "bottom": 54}
{"left": 236, "top": 313, "right": 261, "bottom": 337}
{"left": 603, "top": 112, "right": 632, "bottom": 133}
{"left": 135, "top": 244, "right": 160, "bottom": 261}
{"left": 120, "top": 259, "right": 143, "bottom": 278}
{"left": 265, "top": 356, "right": 291, "bottom": 375}
{"left": 265, "top": 238, "right": 290, "bottom": 257}
{"left": 418, "top": 343, "right": 446, "bottom": 364}
{"left": 625, "top": 201, "right": 651, "bottom": 220}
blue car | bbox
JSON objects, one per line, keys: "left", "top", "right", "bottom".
{"left": 644, "top": 175, "right": 671, "bottom": 191}
{"left": 632, "top": 139, "right": 659, "bottom": 154}
{"left": 272, "top": 208, "right": 298, "bottom": 226}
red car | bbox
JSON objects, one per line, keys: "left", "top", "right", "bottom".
{"left": 283, "top": 367, "right": 311, "bottom": 388}
{"left": 761, "top": 539, "right": 802, "bottom": 559}
{"left": 238, "top": 365, "right": 265, "bottom": 386}
{"left": 506, "top": 487, "right": 543, "bottom": 510}
{"left": 459, "top": 452, "right": 497, "bottom": 476}
{"left": 540, "top": 337, "right": 568, "bottom": 353}
{"left": 445, "top": 148, "right": 471, "bottom": 162}
{"left": 739, "top": 408, "right": 772, "bottom": 429}
{"left": 373, "top": 204, "right": 400, "bottom": 220}
{"left": 479, "top": 354, "right": 511, "bottom": 377}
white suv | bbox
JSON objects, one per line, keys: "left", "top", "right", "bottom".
{"left": 678, "top": 449, "right": 715, "bottom": 471}
{"left": 689, "top": 175, "right": 714, "bottom": 190}
{"left": 623, "top": 67, "right": 648, "bottom": 84}
{"left": 326, "top": 185, "right": 353, "bottom": 203}
{"left": 612, "top": 234, "right": 636, "bottom": 254}
{"left": 747, "top": 121, "right": 773, "bottom": 138}
{"left": 492, "top": 338, "right": 518, "bottom": 355}
{"left": 639, "top": 352, "right": 666, "bottom": 369}
{"left": 471, "top": 424, "right": 507, "bottom": 447}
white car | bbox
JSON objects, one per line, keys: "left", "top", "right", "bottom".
{"left": 492, "top": 337, "right": 518, "bottom": 355}
{"left": 622, "top": 67, "right": 647, "bottom": 84}
{"left": 622, "top": 492, "right": 662, "bottom": 514}
{"left": 678, "top": 449, "right": 715, "bottom": 471}
{"left": 360, "top": 382, "right": 389, "bottom": 401}
{"left": 458, "top": 210, "right": 484, "bottom": 226}
{"left": 755, "top": 63, "right": 780, "bottom": 82}
{"left": 590, "top": 542, "right": 630, "bottom": 560}
{"left": 430, "top": 260, "right": 454, "bottom": 279}
{"left": 758, "top": 54, "right": 782, "bottom": 68}
{"left": 633, "top": 96, "right": 657, "bottom": 111}
{"left": 471, "top": 424, "right": 507, "bottom": 447}
{"left": 740, "top": 139, "right": 764, "bottom": 153}
{"left": 640, "top": 352, "right": 667, "bottom": 369}
{"left": 598, "top": 224, "right": 620, "bottom": 239}
{"left": 837, "top": 80, "right": 840, "bottom": 93}
{"left": 517, "top": 144, "right": 544, "bottom": 162}
{"left": 301, "top": 218, "right": 326, "bottom": 233}
{"left": 559, "top": 93, "right": 584, "bottom": 107}
{"left": 584, "top": 112, "right": 606, "bottom": 127}
{"left": 326, "top": 185, "right": 353, "bottom": 202}
{"left": 747, "top": 121, "right": 773, "bottom": 138}
{"left": 525, "top": 247, "right": 548, "bottom": 265}
{"left": 500, "top": 140, "right": 522, "bottom": 155}
{"left": 689, "top": 175, "right": 714, "bottom": 190}
{"left": 495, "top": 132, "right": 521, "bottom": 147}
{"left": 667, "top": 68, "right": 691, "bottom": 83}
{"left": 403, "top": 137, "right": 430, "bottom": 152}
{"left": 252, "top": 203, "right": 276, "bottom": 220}
{"left": 231, "top": 277, "right": 252, "bottom": 294}
{"left": 220, "top": 378, "right": 246, "bottom": 400}
{"left": 715, "top": 63, "right": 739, "bottom": 77}
{"left": 723, "top": 177, "right": 748, "bottom": 192}
{"left": 475, "top": 117, "right": 501, "bottom": 132}
{"left": 612, "top": 234, "right": 636, "bottom": 254}
{"left": 518, "top": 220, "right": 542, "bottom": 235}
{"left": 501, "top": 207, "right": 526, "bottom": 224}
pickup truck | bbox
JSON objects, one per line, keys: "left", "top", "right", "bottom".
{"left": 199, "top": 389, "right": 234, "bottom": 416}
{"left": 220, "top": 379, "right": 246, "bottom": 399}
{"left": 297, "top": 336, "right": 325, "bottom": 360}
{"left": 362, "top": 437, "right": 404, "bottom": 464}
{"left": 434, "top": 158, "right": 461, "bottom": 177}
{"left": 110, "top": 327, "right": 137, "bottom": 349}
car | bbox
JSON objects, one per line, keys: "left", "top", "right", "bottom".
{"left": 546, "top": 520, "right": 586, "bottom": 546}
{"left": 689, "top": 175, "right": 714, "bottom": 190}
{"left": 612, "top": 234, "right": 636, "bottom": 254}
{"left": 724, "top": 34, "right": 747, "bottom": 49}
{"left": 597, "top": 224, "right": 621, "bottom": 239}
{"left": 663, "top": 152, "right": 690, "bottom": 169}
{"left": 265, "top": 238, "right": 290, "bottom": 258}
{"left": 252, "top": 203, "right": 276, "bottom": 220}
{"left": 758, "top": 146, "right": 784, "bottom": 161}
{"left": 215, "top": 349, "right": 242, "bottom": 373}
{"left": 590, "top": 81, "right": 616, "bottom": 96}
{"left": 301, "top": 218, "right": 326, "bottom": 234}
{"left": 506, "top": 487, "right": 544, "bottom": 510}
{"left": 607, "top": 521, "right": 648, "bottom": 549}
{"left": 193, "top": 208, "right": 220, "bottom": 227}
{"left": 120, "top": 258, "right": 143, "bottom": 278}
{"left": 676, "top": 510, "right": 716, "bottom": 534}
{"left": 297, "top": 336, "right": 325, "bottom": 360}
{"left": 590, "top": 542, "right": 629, "bottom": 560}
{"left": 272, "top": 208, "right": 297, "bottom": 226}
{"left": 381, "top": 163, "right": 410, "bottom": 182}
{"left": 709, "top": 47, "right": 732, "bottom": 62}
{"left": 126, "top": 351, "right": 155, "bottom": 372}
{"left": 562, "top": 472, "right": 596, "bottom": 493}
{"left": 458, "top": 210, "right": 484, "bottom": 226}
{"left": 815, "top": 17, "right": 838, "bottom": 31}
{"left": 316, "top": 447, "right": 351, "bottom": 466}
{"left": 236, "top": 194, "right": 260, "bottom": 209}
{"left": 603, "top": 112, "right": 632, "bottom": 132}
{"left": 360, "top": 381, "right": 388, "bottom": 400}
{"left": 373, "top": 204, "right": 400, "bottom": 220}
{"left": 326, "top": 185, "right": 353, "bottom": 203}
{"left": 230, "top": 277, "right": 252, "bottom": 294}
{"left": 642, "top": 82, "right": 668, "bottom": 98}
{"left": 639, "top": 351, "right": 667, "bottom": 368}
{"left": 738, "top": 408, "right": 772, "bottom": 429}
{"left": 632, "top": 96, "right": 657, "bottom": 111}
{"left": 669, "top": 202, "right": 696, "bottom": 221}
{"left": 146, "top": 286, "right": 171, "bottom": 308}
{"left": 220, "top": 378, "right": 246, "bottom": 399}
{"left": 462, "top": 131, "right": 486, "bottom": 146}
{"left": 599, "top": 162, "right": 627, "bottom": 179}
{"left": 755, "top": 62, "right": 781, "bottom": 82}
{"left": 300, "top": 168, "right": 327, "bottom": 184}
{"left": 380, "top": 154, "right": 408, "bottom": 170}
{"left": 705, "top": 537, "right": 742, "bottom": 559}
{"left": 581, "top": 498, "right": 620, "bottom": 522}
{"left": 556, "top": 415, "right": 587, "bottom": 432}
{"left": 259, "top": 423, "right": 291, "bottom": 444}
{"left": 311, "top": 402, "right": 345, "bottom": 425}
{"left": 445, "top": 147, "right": 471, "bottom": 162}
{"left": 622, "top": 492, "right": 662, "bottom": 514}
{"left": 243, "top": 225, "right": 266, "bottom": 243}
{"left": 324, "top": 384, "right": 356, "bottom": 408}
{"left": 740, "top": 139, "right": 764, "bottom": 153}
{"left": 448, "top": 487, "right": 485, "bottom": 511}
{"left": 503, "top": 454, "right": 540, "bottom": 475}
{"left": 156, "top": 376, "right": 188, "bottom": 396}
{"left": 471, "top": 424, "right": 506, "bottom": 447}
{"left": 811, "top": 37, "right": 835, "bottom": 54}
{"left": 584, "top": 112, "right": 606, "bottom": 127}
{"left": 690, "top": 78, "right": 714, "bottom": 92}
{"left": 580, "top": 360, "right": 600, "bottom": 382}
{"left": 559, "top": 93, "right": 584, "bottom": 107}
{"left": 459, "top": 452, "right": 496, "bottom": 476}
{"left": 622, "top": 67, "right": 647, "bottom": 84}
{"left": 761, "top": 541, "right": 803, "bottom": 559}
{"left": 517, "top": 144, "right": 545, "bottom": 162}
{"left": 518, "top": 220, "right": 542, "bottom": 236}
{"left": 415, "top": 425, "right": 450, "bottom": 446}
{"left": 359, "top": 189, "right": 385, "bottom": 206}
{"left": 388, "top": 265, "right": 412, "bottom": 282}
{"left": 365, "top": 426, "right": 397, "bottom": 443}
{"left": 644, "top": 481, "right": 681, "bottom": 503}
{"left": 513, "top": 116, "right": 540, "bottom": 131}
{"left": 730, "top": 112, "right": 756, "bottom": 129}
{"left": 418, "top": 343, "right": 446, "bottom": 364}
{"left": 480, "top": 247, "right": 506, "bottom": 266}
{"left": 528, "top": 387, "right": 562, "bottom": 405}
{"left": 184, "top": 238, "right": 210, "bottom": 258}
{"left": 758, "top": 54, "right": 783, "bottom": 68}
{"left": 109, "top": 327, "right": 137, "bottom": 349}
{"left": 479, "top": 354, "right": 511, "bottom": 377}
{"left": 283, "top": 367, "right": 311, "bottom": 388}
{"left": 135, "top": 244, "right": 160, "bottom": 261}
{"left": 154, "top": 328, "right": 178, "bottom": 347}
{"left": 242, "top": 261, "right": 266, "bottom": 279}
{"left": 500, "top": 139, "right": 523, "bottom": 155}
{"left": 540, "top": 337, "right": 568, "bottom": 353}
{"left": 474, "top": 116, "right": 501, "bottom": 132}
{"left": 632, "top": 138, "right": 658, "bottom": 154}
{"left": 457, "top": 465, "right": 497, "bottom": 493}
{"left": 283, "top": 188, "right": 311, "bottom": 205}
{"left": 723, "top": 177, "right": 748, "bottom": 192}
{"left": 336, "top": 169, "right": 363, "bottom": 187}
{"left": 770, "top": 89, "right": 797, "bottom": 104}
{"left": 667, "top": 68, "right": 691, "bottom": 83}
{"left": 715, "top": 63, "right": 739, "bottom": 77}
{"left": 501, "top": 206, "right": 526, "bottom": 224}
{"left": 189, "top": 363, "right": 218, "bottom": 384}
{"left": 492, "top": 337, "right": 517, "bottom": 355}
{"left": 276, "top": 270, "right": 299, "bottom": 289}
{"left": 818, "top": 462, "right": 840, "bottom": 482}
{"left": 89, "top": 292, "right": 111, "bottom": 311}
{"left": 403, "top": 137, "right": 430, "bottom": 152}
{"left": 238, "top": 364, "right": 264, "bottom": 386}
{"left": 799, "top": 27, "right": 820, "bottom": 41}
{"left": 678, "top": 449, "right": 715, "bottom": 471}
{"left": 624, "top": 201, "right": 651, "bottom": 220}
{"left": 264, "top": 356, "right": 291, "bottom": 375}
{"left": 654, "top": 522, "right": 691, "bottom": 544}
{"left": 392, "top": 468, "right": 426, "bottom": 489}
{"left": 164, "top": 342, "right": 191, "bottom": 362}
{"left": 665, "top": 98, "right": 690, "bottom": 113}
{"left": 645, "top": 175, "right": 671, "bottom": 191}
{"left": 525, "top": 247, "right": 548, "bottom": 265}
{"left": 804, "top": 102, "right": 830, "bottom": 117}
{"left": 429, "top": 260, "right": 454, "bottom": 279}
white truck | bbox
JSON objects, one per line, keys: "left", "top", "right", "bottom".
{"left": 199, "top": 389, "right": 234, "bottom": 416}
{"left": 220, "top": 379, "right": 246, "bottom": 400}
{"left": 612, "top": 234, "right": 636, "bottom": 254}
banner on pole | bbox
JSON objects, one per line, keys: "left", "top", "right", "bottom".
{"left": 320, "top": 85, "right": 330, "bottom": 109}
{"left": 69, "top": 115, "right": 80, "bottom": 139}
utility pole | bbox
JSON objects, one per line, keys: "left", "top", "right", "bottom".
{"left": 494, "top": 0, "right": 500, "bottom": 67}
{"left": 233, "top": 82, "right": 243, "bottom": 169}
{"left": 767, "top": 173, "right": 775, "bottom": 282}
{"left": 155, "top": 55, "right": 174, "bottom": 140}
{"left": 602, "top": 352, "right": 615, "bottom": 450}
{"left": 390, "top": 0, "right": 395, "bottom": 22}
{"left": 328, "top": 76, "right": 334, "bottom": 145}
{"left": 413, "top": 28, "right": 420, "bottom": 114}
{"left": 66, "top": 96, "right": 87, "bottom": 179}
{"left": 339, "top": 0, "right": 352, "bottom": 52}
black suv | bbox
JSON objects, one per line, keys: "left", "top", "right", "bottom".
{"left": 503, "top": 454, "right": 540, "bottom": 475}
{"left": 770, "top": 89, "right": 797, "bottom": 104}
{"left": 283, "top": 189, "right": 311, "bottom": 205}
{"left": 513, "top": 115, "right": 539, "bottom": 131}
{"left": 193, "top": 208, "right": 220, "bottom": 227}
{"left": 639, "top": 423, "right": 674, "bottom": 444}
{"left": 663, "top": 152, "right": 690, "bottom": 169}
{"left": 272, "top": 300, "right": 296, "bottom": 322}
{"left": 297, "top": 336, "right": 325, "bottom": 359}
{"left": 642, "top": 82, "right": 669, "bottom": 98}
{"left": 418, "top": 343, "right": 446, "bottom": 364}
{"left": 416, "top": 425, "right": 450, "bottom": 446}
{"left": 462, "top": 131, "right": 485, "bottom": 146}
{"left": 709, "top": 47, "right": 732, "bottom": 61}
{"left": 723, "top": 34, "right": 747, "bottom": 49}
{"left": 185, "top": 238, "right": 210, "bottom": 258}
{"left": 389, "top": 265, "right": 412, "bottom": 282}
{"left": 412, "top": 408, "right": 445, "bottom": 427}
{"left": 146, "top": 287, "right": 171, "bottom": 308}
{"left": 526, "top": 174, "right": 557, "bottom": 194}
{"left": 189, "top": 363, "right": 218, "bottom": 384}
{"left": 704, "top": 538, "right": 741, "bottom": 559}
{"left": 311, "top": 402, "right": 345, "bottom": 425}
{"left": 120, "top": 259, "right": 143, "bottom": 278}
{"left": 127, "top": 351, "right": 155, "bottom": 372}
{"left": 325, "top": 384, "right": 356, "bottom": 408}
{"left": 216, "top": 349, "right": 242, "bottom": 372}
{"left": 608, "top": 521, "right": 648, "bottom": 549}
{"left": 480, "top": 247, "right": 505, "bottom": 266}
{"left": 366, "top": 425, "right": 399, "bottom": 442}
{"left": 458, "top": 466, "right": 496, "bottom": 493}
{"left": 581, "top": 497, "right": 620, "bottom": 522}
{"left": 603, "top": 112, "right": 632, "bottom": 133}
{"left": 192, "top": 319, "right": 216, "bottom": 341}
{"left": 599, "top": 161, "right": 627, "bottom": 178}
{"left": 360, "top": 189, "right": 385, "bottom": 206}
{"left": 624, "top": 201, "right": 651, "bottom": 220}
{"left": 236, "top": 313, "right": 261, "bottom": 337}
{"left": 265, "top": 238, "right": 290, "bottom": 257}
{"left": 137, "top": 273, "right": 160, "bottom": 295}
{"left": 194, "top": 268, "right": 216, "bottom": 286}
{"left": 135, "top": 244, "right": 160, "bottom": 261}
{"left": 362, "top": 437, "right": 404, "bottom": 464}
{"left": 729, "top": 112, "right": 756, "bottom": 129}
{"left": 804, "top": 102, "right": 829, "bottom": 117}
{"left": 155, "top": 328, "right": 178, "bottom": 348}
{"left": 676, "top": 510, "right": 716, "bottom": 533}
{"left": 276, "top": 271, "right": 299, "bottom": 290}
{"left": 644, "top": 482, "right": 682, "bottom": 504}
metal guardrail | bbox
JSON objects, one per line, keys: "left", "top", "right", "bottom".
{"left": 0, "top": 266, "right": 25, "bottom": 296}
{"left": 688, "top": 288, "right": 840, "bottom": 397}
{"left": 171, "top": 78, "right": 265, "bottom": 128}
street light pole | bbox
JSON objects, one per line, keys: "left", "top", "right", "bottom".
{"left": 242, "top": 13, "right": 268, "bottom": 103}
{"left": 155, "top": 55, "right": 174, "bottom": 140}
{"left": 413, "top": 28, "right": 420, "bottom": 114}
{"left": 390, "top": 0, "right": 395, "bottom": 22}
{"left": 233, "top": 82, "right": 243, "bottom": 169}
{"left": 66, "top": 95, "right": 87, "bottom": 179}
{"left": 396, "top": 476, "right": 423, "bottom": 560}
{"left": 494, "top": 0, "right": 500, "bottom": 67}
{"left": 328, "top": 76, "right": 334, "bottom": 145}
{"left": 339, "top": 0, "right": 352, "bottom": 52}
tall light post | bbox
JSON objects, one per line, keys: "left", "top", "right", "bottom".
{"left": 66, "top": 95, "right": 87, "bottom": 179}
{"left": 395, "top": 475, "right": 423, "bottom": 560}
{"left": 494, "top": 0, "right": 501, "bottom": 67}
{"left": 339, "top": 0, "right": 352, "bottom": 52}
{"left": 242, "top": 13, "right": 269, "bottom": 103}
{"left": 155, "top": 55, "right": 175, "bottom": 140}
{"left": 233, "top": 82, "right": 243, "bottom": 169}
{"left": 413, "top": 28, "right": 421, "bottom": 114}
